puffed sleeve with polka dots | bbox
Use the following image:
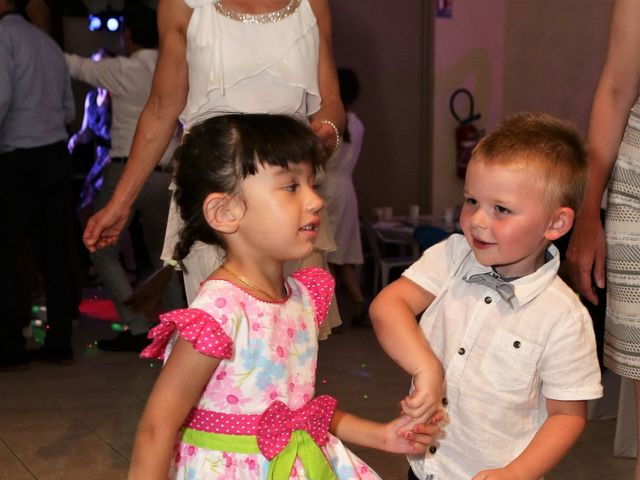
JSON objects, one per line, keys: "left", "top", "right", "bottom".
{"left": 140, "top": 308, "right": 233, "bottom": 361}
{"left": 291, "top": 267, "right": 335, "bottom": 327}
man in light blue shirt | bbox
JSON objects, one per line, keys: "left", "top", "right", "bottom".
{"left": 0, "top": 0, "right": 76, "bottom": 369}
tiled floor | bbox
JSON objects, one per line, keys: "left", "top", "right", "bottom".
{"left": 0, "top": 291, "right": 636, "bottom": 480}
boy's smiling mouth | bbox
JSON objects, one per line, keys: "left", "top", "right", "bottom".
{"left": 471, "top": 237, "right": 493, "bottom": 249}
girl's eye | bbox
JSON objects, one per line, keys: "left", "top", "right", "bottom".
{"left": 464, "top": 197, "right": 477, "bottom": 206}
{"left": 284, "top": 183, "right": 300, "bottom": 192}
{"left": 312, "top": 182, "right": 320, "bottom": 191}
{"left": 495, "top": 205, "right": 511, "bottom": 215}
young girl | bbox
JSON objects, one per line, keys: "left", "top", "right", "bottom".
{"left": 129, "top": 114, "right": 440, "bottom": 479}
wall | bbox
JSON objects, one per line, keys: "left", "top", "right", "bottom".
{"left": 329, "top": 0, "right": 430, "bottom": 219}
{"left": 431, "top": 0, "right": 507, "bottom": 219}
{"left": 430, "top": 0, "right": 612, "bottom": 219}
{"left": 503, "top": 0, "right": 612, "bottom": 134}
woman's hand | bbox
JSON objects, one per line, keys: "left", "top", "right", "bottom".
{"left": 565, "top": 209, "right": 606, "bottom": 305}
{"left": 310, "top": 119, "right": 340, "bottom": 156}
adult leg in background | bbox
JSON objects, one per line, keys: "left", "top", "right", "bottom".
{"left": 91, "top": 162, "right": 149, "bottom": 350}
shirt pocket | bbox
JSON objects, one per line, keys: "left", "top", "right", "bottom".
{"left": 480, "top": 328, "right": 543, "bottom": 391}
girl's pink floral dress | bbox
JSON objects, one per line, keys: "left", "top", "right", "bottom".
{"left": 142, "top": 267, "right": 380, "bottom": 479}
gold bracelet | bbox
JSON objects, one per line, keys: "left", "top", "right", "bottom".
{"left": 319, "top": 119, "right": 341, "bottom": 152}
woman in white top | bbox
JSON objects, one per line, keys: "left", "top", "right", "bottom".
{"left": 321, "top": 68, "right": 368, "bottom": 325}
{"left": 82, "top": 0, "right": 345, "bottom": 332}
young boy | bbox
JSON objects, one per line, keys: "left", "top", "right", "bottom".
{"left": 370, "top": 113, "right": 603, "bottom": 480}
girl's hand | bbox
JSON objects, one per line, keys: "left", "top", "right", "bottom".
{"left": 381, "top": 414, "right": 443, "bottom": 455}
{"left": 401, "top": 370, "right": 443, "bottom": 420}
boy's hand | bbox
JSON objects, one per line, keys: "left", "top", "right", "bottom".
{"left": 381, "top": 415, "right": 443, "bottom": 455}
{"left": 401, "top": 370, "right": 443, "bottom": 419}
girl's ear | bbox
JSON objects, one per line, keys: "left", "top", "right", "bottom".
{"left": 203, "top": 193, "right": 241, "bottom": 234}
{"left": 544, "top": 207, "right": 575, "bottom": 241}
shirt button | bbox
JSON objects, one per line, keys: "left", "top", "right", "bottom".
{"left": 458, "top": 347, "right": 465, "bottom": 355}
{"left": 429, "top": 446, "right": 437, "bottom": 454}
{"left": 513, "top": 340, "right": 521, "bottom": 349}
{"left": 484, "top": 296, "right": 492, "bottom": 304}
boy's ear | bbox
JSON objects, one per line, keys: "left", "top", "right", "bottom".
{"left": 544, "top": 207, "right": 575, "bottom": 241}
{"left": 203, "top": 193, "right": 241, "bottom": 234}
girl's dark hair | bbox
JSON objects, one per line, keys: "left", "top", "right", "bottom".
{"left": 337, "top": 68, "right": 360, "bottom": 142}
{"left": 127, "top": 113, "right": 324, "bottom": 316}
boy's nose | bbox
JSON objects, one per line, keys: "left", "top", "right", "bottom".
{"left": 470, "top": 208, "right": 487, "bottom": 228}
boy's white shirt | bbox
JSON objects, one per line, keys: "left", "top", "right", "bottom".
{"left": 403, "top": 234, "right": 603, "bottom": 480}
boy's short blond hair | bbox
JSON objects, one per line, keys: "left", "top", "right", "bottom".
{"left": 471, "top": 112, "right": 587, "bottom": 212}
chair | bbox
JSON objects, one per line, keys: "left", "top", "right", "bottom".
{"left": 413, "top": 225, "right": 450, "bottom": 253}
{"left": 363, "top": 222, "right": 415, "bottom": 295}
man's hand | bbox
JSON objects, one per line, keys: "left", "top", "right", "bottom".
{"left": 83, "top": 200, "right": 131, "bottom": 251}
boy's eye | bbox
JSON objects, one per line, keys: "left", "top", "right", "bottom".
{"left": 284, "top": 183, "right": 300, "bottom": 192}
{"left": 495, "top": 205, "right": 511, "bottom": 215}
{"left": 464, "top": 197, "right": 477, "bottom": 206}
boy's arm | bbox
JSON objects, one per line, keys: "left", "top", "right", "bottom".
{"left": 329, "top": 409, "right": 441, "bottom": 455}
{"left": 471, "top": 399, "right": 586, "bottom": 480}
{"left": 370, "top": 277, "right": 443, "bottom": 419}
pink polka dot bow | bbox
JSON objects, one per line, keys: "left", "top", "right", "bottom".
{"left": 256, "top": 395, "right": 337, "bottom": 460}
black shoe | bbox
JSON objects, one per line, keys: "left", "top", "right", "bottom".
{"left": 0, "top": 352, "right": 31, "bottom": 371}
{"left": 28, "top": 345, "right": 74, "bottom": 364}
{"left": 97, "top": 331, "right": 150, "bottom": 352}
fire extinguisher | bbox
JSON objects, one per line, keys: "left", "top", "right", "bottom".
{"left": 450, "top": 88, "right": 483, "bottom": 179}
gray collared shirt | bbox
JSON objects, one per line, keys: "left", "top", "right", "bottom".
{"left": 0, "top": 13, "right": 75, "bottom": 153}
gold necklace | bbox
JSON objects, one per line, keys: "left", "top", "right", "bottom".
{"left": 219, "top": 265, "right": 283, "bottom": 302}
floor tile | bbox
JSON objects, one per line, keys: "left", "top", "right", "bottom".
{"left": 0, "top": 439, "right": 36, "bottom": 480}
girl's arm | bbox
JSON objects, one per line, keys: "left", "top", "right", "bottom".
{"left": 330, "top": 409, "right": 441, "bottom": 455}
{"left": 370, "top": 277, "right": 443, "bottom": 420}
{"left": 566, "top": 0, "right": 640, "bottom": 304}
{"left": 83, "top": 0, "right": 190, "bottom": 252}
{"left": 308, "top": 0, "right": 346, "bottom": 149}
{"left": 471, "top": 399, "right": 586, "bottom": 480}
{"left": 128, "top": 338, "right": 220, "bottom": 480}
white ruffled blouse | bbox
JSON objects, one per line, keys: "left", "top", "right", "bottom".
{"left": 181, "top": 0, "right": 321, "bottom": 130}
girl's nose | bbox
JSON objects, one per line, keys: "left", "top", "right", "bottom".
{"left": 307, "top": 187, "right": 324, "bottom": 214}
